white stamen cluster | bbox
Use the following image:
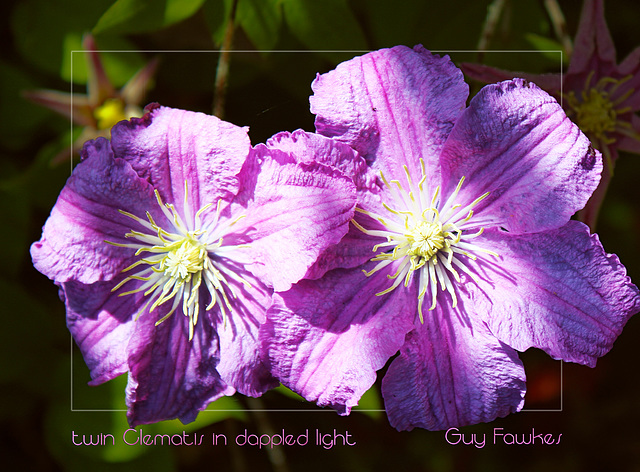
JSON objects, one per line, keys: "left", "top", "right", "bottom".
{"left": 107, "top": 182, "right": 250, "bottom": 340}
{"left": 352, "top": 159, "right": 497, "bottom": 322}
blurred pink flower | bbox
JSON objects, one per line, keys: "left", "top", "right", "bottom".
{"left": 24, "top": 34, "right": 158, "bottom": 165}
{"left": 462, "top": 0, "right": 640, "bottom": 228}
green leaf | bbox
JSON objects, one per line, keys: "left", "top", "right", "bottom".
{"left": 165, "top": 0, "right": 206, "bottom": 25}
{"left": 0, "top": 183, "right": 29, "bottom": 279}
{"left": 66, "top": 347, "right": 246, "bottom": 463}
{"left": 13, "top": 133, "right": 75, "bottom": 212}
{"left": 102, "top": 375, "right": 246, "bottom": 463}
{"left": 93, "top": 0, "right": 206, "bottom": 35}
{"left": 0, "top": 59, "right": 52, "bottom": 151}
{"left": 11, "top": 0, "right": 115, "bottom": 77}
{"left": 237, "top": 0, "right": 282, "bottom": 50}
{"left": 352, "top": 384, "right": 383, "bottom": 419}
{"left": 465, "top": 0, "right": 562, "bottom": 74}
{"left": 281, "top": 0, "right": 368, "bottom": 62}
{"left": 0, "top": 280, "right": 59, "bottom": 388}
{"left": 61, "top": 33, "right": 88, "bottom": 83}
{"left": 274, "top": 384, "right": 305, "bottom": 401}
{"left": 525, "top": 33, "right": 569, "bottom": 65}
{"left": 45, "top": 383, "right": 177, "bottom": 470}
{"left": 354, "top": 0, "right": 431, "bottom": 49}
{"left": 274, "top": 383, "right": 383, "bottom": 419}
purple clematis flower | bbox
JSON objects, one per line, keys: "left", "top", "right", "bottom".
{"left": 31, "top": 104, "right": 357, "bottom": 426}
{"left": 462, "top": 0, "right": 640, "bottom": 228}
{"left": 262, "top": 45, "right": 640, "bottom": 431}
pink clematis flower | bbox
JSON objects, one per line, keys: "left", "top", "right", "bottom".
{"left": 31, "top": 104, "right": 357, "bottom": 425}
{"left": 462, "top": 0, "right": 640, "bottom": 228}
{"left": 262, "top": 45, "right": 640, "bottom": 431}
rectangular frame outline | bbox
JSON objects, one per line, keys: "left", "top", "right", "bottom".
{"left": 69, "top": 48, "right": 564, "bottom": 414}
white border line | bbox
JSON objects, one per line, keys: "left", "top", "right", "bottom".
{"left": 69, "top": 48, "right": 564, "bottom": 415}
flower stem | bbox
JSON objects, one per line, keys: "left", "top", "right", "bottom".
{"left": 245, "top": 396, "right": 291, "bottom": 472}
{"left": 476, "top": 0, "right": 506, "bottom": 62}
{"left": 213, "top": 0, "right": 239, "bottom": 119}
{"left": 543, "top": 0, "right": 573, "bottom": 58}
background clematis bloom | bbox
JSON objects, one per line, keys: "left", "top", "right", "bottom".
{"left": 31, "top": 104, "right": 357, "bottom": 426}
{"left": 461, "top": 0, "right": 640, "bottom": 228}
{"left": 24, "top": 34, "right": 158, "bottom": 164}
{"left": 262, "top": 45, "right": 640, "bottom": 431}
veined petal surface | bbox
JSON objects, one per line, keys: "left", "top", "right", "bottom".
{"left": 382, "top": 302, "right": 526, "bottom": 431}
{"left": 264, "top": 262, "right": 416, "bottom": 414}
{"left": 31, "top": 137, "right": 161, "bottom": 284}
{"left": 469, "top": 221, "right": 640, "bottom": 367}
{"left": 232, "top": 144, "right": 357, "bottom": 291}
{"left": 440, "top": 79, "right": 601, "bottom": 234}
{"left": 311, "top": 44, "right": 468, "bottom": 191}
{"left": 110, "top": 105, "right": 250, "bottom": 208}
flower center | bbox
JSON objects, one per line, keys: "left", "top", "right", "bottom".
{"left": 571, "top": 88, "right": 617, "bottom": 138}
{"left": 565, "top": 72, "right": 635, "bottom": 147}
{"left": 406, "top": 220, "right": 445, "bottom": 259}
{"left": 94, "top": 98, "right": 127, "bottom": 130}
{"left": 162, "top": 237, "right": 206, "bottom": 280}
{"left": 106, "top": 181, "right": 250, "bottom": 340}
{"left": 352, "top": 160, "right": 497, "bottom": 321}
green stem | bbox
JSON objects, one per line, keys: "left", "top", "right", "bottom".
{"left": 213, "top": 0, "right": 239, "bottom": 119}
{"left": 245, "top": 397, "right": 291, "bottom": 472}
{"left": 543, "top": 0, "right": 573, "bottom": 59}
{"left": 477, "top": 0, "right": 506, "bottom": 62}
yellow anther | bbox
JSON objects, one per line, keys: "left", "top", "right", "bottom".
{"left": 354, "top": 169, "right": 498, "bottom": 322}
{"left": 105, "top": 180, "right": 252, "bottom": 341}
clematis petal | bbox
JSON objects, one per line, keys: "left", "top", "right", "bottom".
{"left": 84, "top": 34, "right": 117, "bottom": 106}
{"left": 216, "top": 273, "right": 278, "bottom": 396}
{"left": 614, "top": 57, "right": 640, "bottom": 111}
{"left": 125, "top": 301, "right": 233, "bottom": 426}
{"left": 22, "top": 89, "right": 96, "bottom": 127}
{"left": 310, "top": 45, "right": 468, "bottom": 189}
{"left": 569, "top": 0, "right": 616, "bottom": 75}
{"left": 263, "top": 262, "right": 416, "bottom": 414}
{"left": 256, "top": 130, "right": 376, "bottom": 279}
{"left": 63, "top": 279, "right": 136, "bottom": 385}
{"left": 439, "top": 79, "right": 601, "bottom": 234}
{"left": 263, "top": 129, "right": 376, "bottom": 191}
{"left": 618, "top": 114, "right": 640, "bottom": 154}
{"left": 381, "top": 302, "right": 526, "bottom": 431}
{"left": 470, "top": 221, "right": 640, "bottom": 367}
{"left": 302, "top": 214, "right": 383, "bottom": 281}
{"left": 30, "top": 137, "right": 160, "bottom": 284}
{"left": 110, "top": 105, "right": 250, "bottom": 210}
{"left": 619, "top": 46, "right": 640, "bottom": 76}
{"left": 232, "top": 145, "right": 357, "bottom": 291}
{"left": 120, "top": 57, "right": 160, "bottom": 107}
{"left": 460, "top": 63, "right": 562, "bottom": 94}
{"left": 269, "top": 44, "right": 640, "bottom": 433}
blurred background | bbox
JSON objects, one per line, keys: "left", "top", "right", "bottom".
{"left": 1, "top": 0, "right": 639, "bottom": 470}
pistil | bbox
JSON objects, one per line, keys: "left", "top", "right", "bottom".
{"left": 353, "top": 160, "right": 497, "bottom": 322}
{"left": 106, "top": 182, "right": 250, "bottom": 340}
